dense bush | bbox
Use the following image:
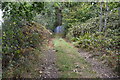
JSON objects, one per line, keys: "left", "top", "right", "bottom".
{"left": 67, "top": 12, "right": 119, "bottom": 37}
{"left": 2, "top": 20, "right": 51, "bottom": 77}
{"left": 67, "top": 12, "right": 120, "bottom": 70}
{"left": 67, "top": 12, "right": 119, "bottom": 48}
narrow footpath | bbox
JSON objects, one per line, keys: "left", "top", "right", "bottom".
{"left": 41, "top": 39, "right": 59, "bottom": 78}
{"left": 40, "top": 38, "right": 119, "bottom": 78}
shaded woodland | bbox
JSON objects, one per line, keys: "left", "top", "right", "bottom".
{"left": 1, "top": 2, "right": 120, "bottom": 78}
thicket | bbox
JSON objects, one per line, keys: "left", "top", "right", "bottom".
{"left": 66, "top": 11, "right": 120, "bottom": 72}
{"left": 1, "top": 2, "right": 120, "bottom": 77}
{"left": 2, "top": 2, "right": 52, "bottom": 78}
{"left": 63, "top": 3, "right": 120, "bottom": 74}
{"left": 2, "top": 20, "right": 51, "bottom": 77}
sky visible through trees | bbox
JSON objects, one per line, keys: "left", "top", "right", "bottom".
{"left": 0, "top": 9, "right": 3, "bottom": 26}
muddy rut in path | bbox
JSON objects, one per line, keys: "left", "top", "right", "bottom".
{"left": 41, "top": 39, "right": 59, "bottom": 78}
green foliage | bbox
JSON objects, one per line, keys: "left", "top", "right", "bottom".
{"left": 2, "top": 2, "right": 51, "bottom": 78}
{"left": 67, "top": 8, "right": 119, "bottom": 71}
{"left": 2, "top": 2, "right": 45, "bottom": 70}
{"left": 2, "top": 2, "right": 44, "bottom": 21}
{"left": 72, "top": 33, "right": 112, "bottom": 50}
{"left": 2, "top": 19, "right": 51, "bottom": 77}
{"left": 34, "top": 2, "right": 56, "bottom": 31}
{"left": 67, "top": 12, "right": 119, "bottom": 40}
{"left": 63, "top": 3, "right": 99, "bottom": 27}
{"left": 2, "top": 2, "right": 120, "bottom": 77}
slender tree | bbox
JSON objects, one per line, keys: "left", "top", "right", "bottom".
{"left": 99, "top": 2, "right": 103, "bottom": 32}
{"left": 103, "top": 2, "right": 109, "bottom": 36}
{"left": 55, "top": 7, "right": 62, "bottom": 27}
{"left": 118, "top": 7, "right": 120, "bottom": 25}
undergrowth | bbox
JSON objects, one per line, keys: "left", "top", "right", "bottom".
{"left": 66, "top": 12, "right": 119, "bottom": 74}
{"left": 2, "top": 22, "right": 51, "bottom": 78}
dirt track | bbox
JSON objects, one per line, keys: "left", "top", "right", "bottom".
{"left": 40, "top": 38, "right": 119, "bottom": 78}
{"left": 41, "top": 39, "right": 59, "bottom": 78}
{"left": 78, "top": 49, "right": 119, "bottom": 78}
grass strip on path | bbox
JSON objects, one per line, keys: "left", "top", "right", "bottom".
{"left": 53, "top": 38, "right": 99, "bottom": 78}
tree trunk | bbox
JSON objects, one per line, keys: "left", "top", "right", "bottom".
{"left": 103, "top": 2, "right": 109, "bottom": 36}
{"left": 99, "top": 2, "right": 103, "bottom": 32}
{"left": 118, "top": 4, "right": 120, "bottom": 28}
{"left": 54, "top": 7, "right": 62, "bottom": 28}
